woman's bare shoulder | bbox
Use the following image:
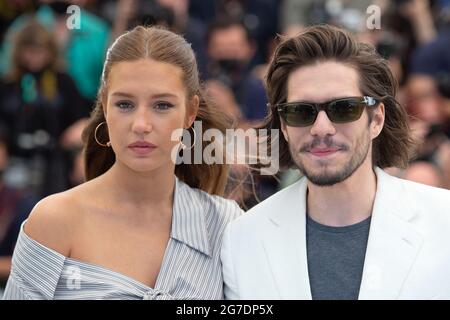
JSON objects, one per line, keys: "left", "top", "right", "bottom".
{"left": 24, "top": 182, "right": 96, "bottom": 257}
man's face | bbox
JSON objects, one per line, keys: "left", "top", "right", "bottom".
{"left": 280, "top": 61, "right": 384, "bottom": 186}
{"left": 407, "top": 75, "right": 444, "bottom": 125}
{"left": 207, "top": 25, "right": 253, "bottom": 63}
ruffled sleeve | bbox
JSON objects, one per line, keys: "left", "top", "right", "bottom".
{"left": 2, "top": 220, "right": 66, "bottom": 300}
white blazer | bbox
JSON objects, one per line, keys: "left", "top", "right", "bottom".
{"left": 221, "top": 167, "right": 450, "bottom": 299}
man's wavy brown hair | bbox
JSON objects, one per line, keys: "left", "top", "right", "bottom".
{"left": 263, "top": 24, "right": 416, "bottom": 170}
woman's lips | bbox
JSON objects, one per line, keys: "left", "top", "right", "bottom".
{"left": 128, "top": 141, "right": 157, "bottom": 155}
{"left": 128, "top": 146, "right": 156, "bottom": 155}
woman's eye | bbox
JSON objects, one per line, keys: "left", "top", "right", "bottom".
{"left": 155, "top": 102, "right": 174, "bottom": 110}
{"left": 115, "top": 101, "right": 133, "bottom": 110}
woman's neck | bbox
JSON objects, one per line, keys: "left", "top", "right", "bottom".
{"left": 103, "top": 161, "right": 176, "bottom": 210}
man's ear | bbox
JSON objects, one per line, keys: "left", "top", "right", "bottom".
{"left": 280, "top": 117, "right": 289, "bottom": 142}
{"left": 370, "top": 102, "right": 385, "bottom": 139}
{"left": 186, "top": 95, "right": 200, "bottom": 127}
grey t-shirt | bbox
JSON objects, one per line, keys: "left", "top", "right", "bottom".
{"left": 306, "top": 214, "right": 371, "bottom": 300}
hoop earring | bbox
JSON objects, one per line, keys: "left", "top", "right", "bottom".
{"left": 94, "top": 121, "right": 111, "bottom": 147}
{"left": 180, "top": 126, "right": 196, "bottom": 150}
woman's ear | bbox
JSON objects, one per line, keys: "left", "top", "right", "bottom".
{"left": 102, "top": 95, "right": 108, "bottom": 118}
{"left": 186, "top": 95, "right": 200, "bottom": 127}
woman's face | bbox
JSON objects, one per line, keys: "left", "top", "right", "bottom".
{"left": 104, "top": 58, "right": 198, "bottom": 173}
{"left": 20, "top": 45, "right": 52, "bottom": 72}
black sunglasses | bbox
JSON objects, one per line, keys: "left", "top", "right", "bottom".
{"left": 276, "top": 96, "right": 379, "bottom": 127}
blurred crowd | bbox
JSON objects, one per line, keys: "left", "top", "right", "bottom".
{"left": 0, "top": 0, "right": 450, "bottom": 288}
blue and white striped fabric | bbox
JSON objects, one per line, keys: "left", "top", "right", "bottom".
{"left": 2, "top": 177, "right": 243, "bottom": 300}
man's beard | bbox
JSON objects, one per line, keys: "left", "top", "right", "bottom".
{"left": 290, "top": 132, "right": 371, "bottom": 186}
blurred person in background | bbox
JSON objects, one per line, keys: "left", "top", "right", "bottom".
{"left": 380, "top": 0, "right": 438, "bottom": 86}
{"left": 155, "top": 0, "right": 208, "bottom": 75}
{"left": 67, "top": 145, "right": 85, "bottom": 188}
{"left": 280, "top": 0, "right": 438, "bottom": 84}
{"left": 402, "top": 161, "right": 445, "bottom": 187}
{"left": 366, "top": 0, "right": 450, "bottom": 189}
{"left": 205, "top": 17, "right": 267, "bottom": 124}
{"left": 280, "top": 0, "right": 376, "bottom": 36}
{"left": 204, "top": 17, "right": 276, "bottom": 208}
{"left": 188, "top": 0, "right": 279, "bottom": 67}
{"left": 384, "top": 0, "right": 437, "bottom": 46}
{"left": 99, "top": 0, "right": 208, "bottom": 75}
{"left": 0, "top": 0, "right": 36, "bottom": 42}
{"left": 0, "top": 0, "right": 110, "bottom": 104}
{"left": 0, "top": 123, "right": 37, "bottom": 293}
{"left": 402, "top": 23, "right": 450, "bottom": 188}
{"left": 0, "top": 19, "right": 89, "bottom": 197}
{"left": 215, "top": 0, "right": 279, "bottom": 67}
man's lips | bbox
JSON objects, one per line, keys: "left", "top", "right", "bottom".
{"left": 308, "top": 147, "right": 341, "bottom": 157}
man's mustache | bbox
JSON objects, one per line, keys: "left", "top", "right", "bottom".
{"left": 299, "top": 136, "right": 348, "bottom": 152}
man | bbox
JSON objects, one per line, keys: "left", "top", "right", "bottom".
{"left": 205, "top": 17, "right": 267, "bottom": 122}
{"left": 221, "top": 25, "right": 450, "bottom": 299}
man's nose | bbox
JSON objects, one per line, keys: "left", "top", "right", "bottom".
{"left": 309, "top": 110, "right": 337, "bottom": 137}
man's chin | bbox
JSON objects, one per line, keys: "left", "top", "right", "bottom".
{"left": 307, "top": 175, "right": 346, "bottom": 187}
{"left": 300, "top": 165, "right": 350, "bottom": 187}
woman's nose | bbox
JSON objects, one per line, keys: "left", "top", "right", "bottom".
{"left": 131, "top": 107, "right": 153, "bottom": 134}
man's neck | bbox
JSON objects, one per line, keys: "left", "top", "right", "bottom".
{"left": 306, "top": 160, "right": 377, "bottom": 227}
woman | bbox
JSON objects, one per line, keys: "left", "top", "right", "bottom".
{"left": 2, "top": 26, "right": 243, "bottom": 300}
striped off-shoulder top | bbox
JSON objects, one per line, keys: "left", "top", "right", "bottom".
{"left": 2, "top": 177, "right": 243, "bottom": 300}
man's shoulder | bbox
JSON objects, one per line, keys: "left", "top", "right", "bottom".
{"left": 403, "top": 179, "right": 450, "bottom": 213}
{"left": 381, "top": 172, "right": 450, "bottom": 257}
{"left": 386, "top": 172, "right": 450, "bottom": 208}
{"left": 380, "top": 170, "right": 450, "bottom": 227}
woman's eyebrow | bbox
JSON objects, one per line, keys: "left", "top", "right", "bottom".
{"left": 110, "top": 92, "right": 179, "bottom": 99}
{"left": 151, "top": 93, "right": 179, "bottom": 99}
{"left": 111, "top": 92, "right": 135, "bottom": 98}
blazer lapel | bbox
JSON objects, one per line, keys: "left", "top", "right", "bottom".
{"left": 358, "top": 168, "right": 424, "bottom": 299}
{"left": 261, "top": 178, "right": 312, "bottom": 299}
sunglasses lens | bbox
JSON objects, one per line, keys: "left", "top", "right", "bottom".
{"left": 282, "top": 104, "right": 317, "bottom": 127}
{"left": 327, "top": 99, "right": 365, "bottom": 123}
{"left": 278, "top": 97, "right": 374, "bottom": 126}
